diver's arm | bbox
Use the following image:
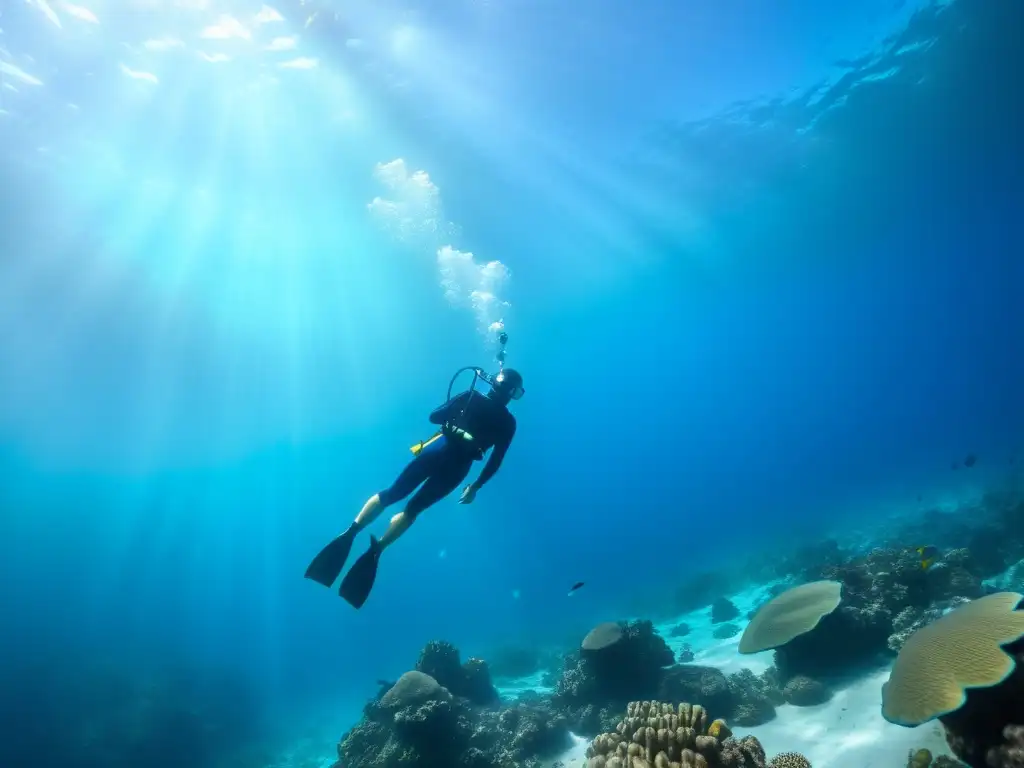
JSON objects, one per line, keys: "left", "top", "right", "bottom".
{"left": 470, "top": 423, "right": 516, "bottom": 490}
{"left": 429, "top": 391, "right": 470, "bottom": 425}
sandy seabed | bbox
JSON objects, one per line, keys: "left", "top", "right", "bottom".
{"left": 540, "top": 581, "right": 956, "bottom": 768}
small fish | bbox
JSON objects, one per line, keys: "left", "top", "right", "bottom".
{"left": 963, "top": 453, "right": 977, "bottom": 468}
{"left": 567, "top": 581, "right": 585, "bottom": 596}
{"left": 511, "top": 589, "right": 521, "bottom": 600}
{"left": 916, "top": 545, "right": 940, "bottom": 570}
{"left": 438, "top": 548, "right": 447, "bottom": 560}
{"left": 376, "top": 679, "right": 395, "bottom": 689}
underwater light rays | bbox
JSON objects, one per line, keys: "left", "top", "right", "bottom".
{"left": 146, "top": 63, "right": 237, "bottom": 338}
{"left": 385, "top": 22, "right": 505, "bottom": 129}
{"left": 244, "top": 84, "right": 313, "bottom": 443}
{"left": 355, "top": 38, "right": 690, "bottom": 274}
{"left": 131, "top": 187, "right": 227, "bottom": 467}
{"left": 357, "top": 17, "right": 717, "bottom": 274}
{"left": 501, "top": 119, "right": 670, "bottom": 267}
{"left": 19, "top": 179, "right": 178, "bottom": 418}
{"left": 74, "top": 65, "right": 251, "bottom": 468}
{"left": 493, "top": 108, "right": 714, "bottom": 265}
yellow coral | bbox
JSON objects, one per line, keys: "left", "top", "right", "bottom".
{"left": 881, "top": 592, "right": 1024, "bottom": 726}
{"left": 707, "top": 720, "right": 731, "bottom": 740}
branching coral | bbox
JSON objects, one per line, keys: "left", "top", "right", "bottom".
{"left": 726, "top": 669, "right": 781, "bottom": 727}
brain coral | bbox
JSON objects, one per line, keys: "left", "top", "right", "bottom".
{"left": 738, "top": 581, "right": 843, "bottom": 654}
{"left": 380, "top": 671, "right": 450, "bottom": 709}
{"left": 767, "top": 752, "right": 811, "bottom": 768}
{"left": 881, "top": 592, "right": 1024, "bottom": 726}
{"left": 583, "top": 622, "right": 626, "bottom": 652}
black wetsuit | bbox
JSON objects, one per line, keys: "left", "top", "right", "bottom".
{"left": 376, "top": 391, "right": 517, "bottom": 518}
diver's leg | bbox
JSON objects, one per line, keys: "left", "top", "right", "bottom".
{"left": 306, "top": 451, "right": 437, "bottom": 588}
{"left": 379, "top": 459, "right": 472, "bottom": 551}
{"left": 340, "top": 458, "right": 471, "bottom": 607}
{"left": 378, "top": 511, "right": 414, "bottom": 550}
{"left": 353, "top": 451, "right": 438, "bottom": 531}
{"left": 354, "top": 494, "right": 385, "bottom": 528}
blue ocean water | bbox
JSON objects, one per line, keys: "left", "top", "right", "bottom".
{"left": 1, "top": 0, "right": 1022, "bottom": 766}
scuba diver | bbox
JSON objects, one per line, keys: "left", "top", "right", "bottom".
{"left": 304, "top": 332, "right": 524, "bottom": 609}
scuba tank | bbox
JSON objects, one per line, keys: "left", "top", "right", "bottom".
{"left": 410, "top": 328, "right": 509, "bottom": 455}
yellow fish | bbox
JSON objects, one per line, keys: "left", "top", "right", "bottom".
{"left": 915, "top": 545, "right": 939, "bottom": 570}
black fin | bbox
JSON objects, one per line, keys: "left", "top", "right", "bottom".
{"left": 304, "top": 527, "right": 357, "bottom": 588}
{"left": 339, "top": 536, "right": 382, "bottom": 609}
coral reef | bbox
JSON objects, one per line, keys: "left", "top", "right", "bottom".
{"left": 336, "top": 670, "right": 572, "bottom": 768}
{"left": 882, "top": 593, "right": 1024, "bottom": 727}
{"left": 744, "top": 539, "right": 849, "bottom": 586}
{"left": 980, "top": 726, "right": 1024, "bottom": 768}
{"left": 730, "top": 696, "right": 776, "bottom": 728}
{"left": 726, "top": 669, "right": 781, "bottom": 727}
{"left": 711, "top": 598, "right": 740, "bottom": 624}
{"left": 887, "top": 596, "right": 973, "bottom": 652}
{"left": 771, "top": 549, "right": 984, "bottom": 681}
{"left": 415, "top": 640, "right": 499, "bottom": 706}
{"left": 890, "top": 494, "right": 1024, "bottom": 581}
{"left": 781, "top": 676, "right": 830, "bottom": 707}
{"left": 659, "top": 666, "right": 735, "bottom": 721}
{"left": 586, "top": 701, "right": 808, "bottom": 768}
{"left": 888, "top": 606, "right": 945, "bottom": 652}
{"left": 937, "top": 631, "right": 1024, "bottom": 768}
{"left": 878, "top": 592, "right": 1024, "bottom": 768}
{"left": 553, "top": 620, "right": 675, "bottom": 733}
